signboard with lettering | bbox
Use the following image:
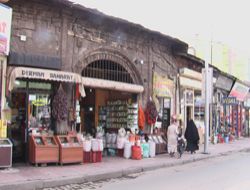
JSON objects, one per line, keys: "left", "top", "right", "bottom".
{"left": 9, "top": 67, "right": 82, "bottom": 91}
{"left": 221, "top": 97, "right": 237, "bottom": 105}
{"left": 153, "top": 72, "right": 174, "bottom": 97}
{"left": 0, "top": 4, "right": 12, "bottom": 55}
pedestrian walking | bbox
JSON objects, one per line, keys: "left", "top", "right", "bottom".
{"left": 185, "top": 119, "right": 200, "bottom": 154}
{"left": 167, "top": 115, "right": 178, "bottom": 157}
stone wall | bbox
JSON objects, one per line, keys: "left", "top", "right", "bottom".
{"left": 8, "top": 0, "right": 181, "bottom": 108}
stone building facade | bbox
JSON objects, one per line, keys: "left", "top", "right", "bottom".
{"left": 6, "top": 0, "right": 188, "bottom": 107}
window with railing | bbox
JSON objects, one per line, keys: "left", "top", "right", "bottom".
{"left": 82, "top": 60, "right": 133, "bottom": 84}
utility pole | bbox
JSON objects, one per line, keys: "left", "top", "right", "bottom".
{"left": 204, "top": 61, "right": 209, "bottom": 154}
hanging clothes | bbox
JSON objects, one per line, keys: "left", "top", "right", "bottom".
{"left": 138, "top": 105, "right": 145, "bottom": 130}
{"left": 145, "top": 100, "right": 158, "bottom": 125}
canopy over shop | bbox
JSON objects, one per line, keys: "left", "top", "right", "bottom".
{"left": 8, "top": 67, "right": 85, "bottom": 96}
{"left": 7, "top": 66, "right": 87, "bottom": 162}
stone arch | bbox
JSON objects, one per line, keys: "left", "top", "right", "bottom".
{"left": 74, "top": 48, "right": 143, "bottom": 85}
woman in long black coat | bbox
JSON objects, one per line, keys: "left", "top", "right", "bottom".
{"left": 185, "top": 119, "right": 200, "bottom": 154}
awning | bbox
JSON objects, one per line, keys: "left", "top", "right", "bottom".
{"left": 9, "top": 67, "right": 86, "bottom": 97}
{"left": 82, "top": 77, "right": 144, "bottom": 93}
{"left": 179, "top": 76, "right": 202, "bottom": 90}
{"left": 215, "top": 75, "right": 234, "bottom": 92}
{"left": 229, "top": 81, "right": 249, "bottom": 101}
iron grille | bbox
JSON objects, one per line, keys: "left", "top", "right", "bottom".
{"left": 82, "top": 60, "right": 133, "bottom": 84}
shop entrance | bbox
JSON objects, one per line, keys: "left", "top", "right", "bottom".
{"left": 79, "top": 88, "right": 138, "bottom": 135}
{"left": 80, "top": 58, "right": 142, "bottom": 135}
{"left": 8, "top": 80, "right": 52, "bottom": 163}
{"left": 156, "top": 97, "right": 171, "bottom": 133}
{"left": 185, "top": 106, "right": 193, "bottom": 127}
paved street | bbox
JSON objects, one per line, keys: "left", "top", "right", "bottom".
{"left": 1, "top": 138, "right": 250, "bottom": 190}
{"left": 42, "top": 151, "right": 250, "bottom": 190}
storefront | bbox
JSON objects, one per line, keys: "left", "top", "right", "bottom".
{"left": 152, "top": 72, "right": 175, "bottom": 133}
{"left": 228, "top": 81, "right": 249, "bottom": 138}
{"left": 7, "top": 67, "right": 84, "bottom": 162}
{"left": 243, "top": 96, "right": 250, "bottom": 137}
{"left": 79, "top": 59, "right": 144, "bottom": 136}
{"left": 213, "top": 74, "right": 234, "bottom": 141}
{"left": 179, "top": 68, "right": 203, "bottom": 131}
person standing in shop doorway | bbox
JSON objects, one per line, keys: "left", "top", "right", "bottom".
{"left": 185, "top": 119, "right": 200, "bottom": 154}
{"left": 167, "top": 115, "right": 178, "bottom": 157}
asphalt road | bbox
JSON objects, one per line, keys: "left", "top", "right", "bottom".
{"left": 43, "top": 151, "right": 250, "bottom": 190}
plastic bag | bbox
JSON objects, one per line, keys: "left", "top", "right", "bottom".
{"left": 149, "top": 141, "right": 156, "bottom": 157}
{"left": 141, "top": 143, "right": 150, "bottom": 158}
{"left": 117, "top": 137, "right": 126, "bottom": 149}
{"left": 118, "top": 128, "right": 126, "bottom": 137}
{"left": 124, "top": 142, "right": 132, "bottom": 159}
{"left": 83, "top": 140, "right": 91, "bottom": 152}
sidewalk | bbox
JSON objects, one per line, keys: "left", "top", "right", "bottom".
{"left": 0, "top": 138, "right": 250, "bottom": 190}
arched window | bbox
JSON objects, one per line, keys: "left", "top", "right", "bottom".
{"left": 82, "top": 60, "right": 133, "bottom": 84}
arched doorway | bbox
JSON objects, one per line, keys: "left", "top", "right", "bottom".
{"left": 78, "top": 56, "right": 144, "bottom": 136}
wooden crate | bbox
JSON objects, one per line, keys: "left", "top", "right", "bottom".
{"left": 29, "top": 135, "right": 59, "bottom": 165}
{"left": 55, "top": 135, "right": 83, "bottom": 164}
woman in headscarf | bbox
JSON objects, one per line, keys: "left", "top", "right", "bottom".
{"left": 184, "top": 119, "right": 200, "bottom": 154}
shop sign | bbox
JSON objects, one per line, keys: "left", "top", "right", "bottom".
{"left": 32, "top": 99, "right": 47, "bottom": 106}
{"left": 0, "top": 4, "right": 12, "bottom": 56}
{"left": 229, "top": 81, "right": 249, "bottom": 101}
{"left": 185, "top": 90, "right": 194, "bottom": 105}
{"left": 21, "top": 70, "right": 75, "bottom": 81}
{"left": 153, "top": 72, "right": 174, "bottom": 97}
{"left": 221, "top": 97, "right": 237, "bottom": 105}
{"left": 9, "top": 67, "right": 82, "bottom": 90}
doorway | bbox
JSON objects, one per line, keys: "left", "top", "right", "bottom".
{"left": 162, "top": 98, "right": 171, "bottom": 131}
{"left": 186, "top": 106, "right": 193, "bottom": 127}
{"left": 8, "top": 80, "right": 52, "bottom": 163}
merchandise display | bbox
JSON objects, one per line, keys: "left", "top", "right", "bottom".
{"left": 141, "top": 143, "right": 150, "bottom": 158}
{"left": 149, "top": 141, "right": 156, "bottom": 157}
{"left": 132, "top": 145, "right": 142, "bottom": 160}
{"left": 29, "top": 135, "right": 59, "bottom": 165}
{"left": 106, "top": 100, "right": 128, "bottom": 129}
{"left": 106, "top": 100, "right": 139, "bottom": 130}
{"left": 55, "top": 135, "right": 83, "bottom": 165}
{"left": 124, "top": 142, "right": 132, "bottom": 159}
{"left": 98, "top": 106, "right": 106, "bottom": 128}
{"left": 150, "top": 135, "right": 167, "bottom": 154}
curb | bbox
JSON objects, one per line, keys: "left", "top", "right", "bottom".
{"left": 0, "top": 147, "right": 249, "bottom": 190}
